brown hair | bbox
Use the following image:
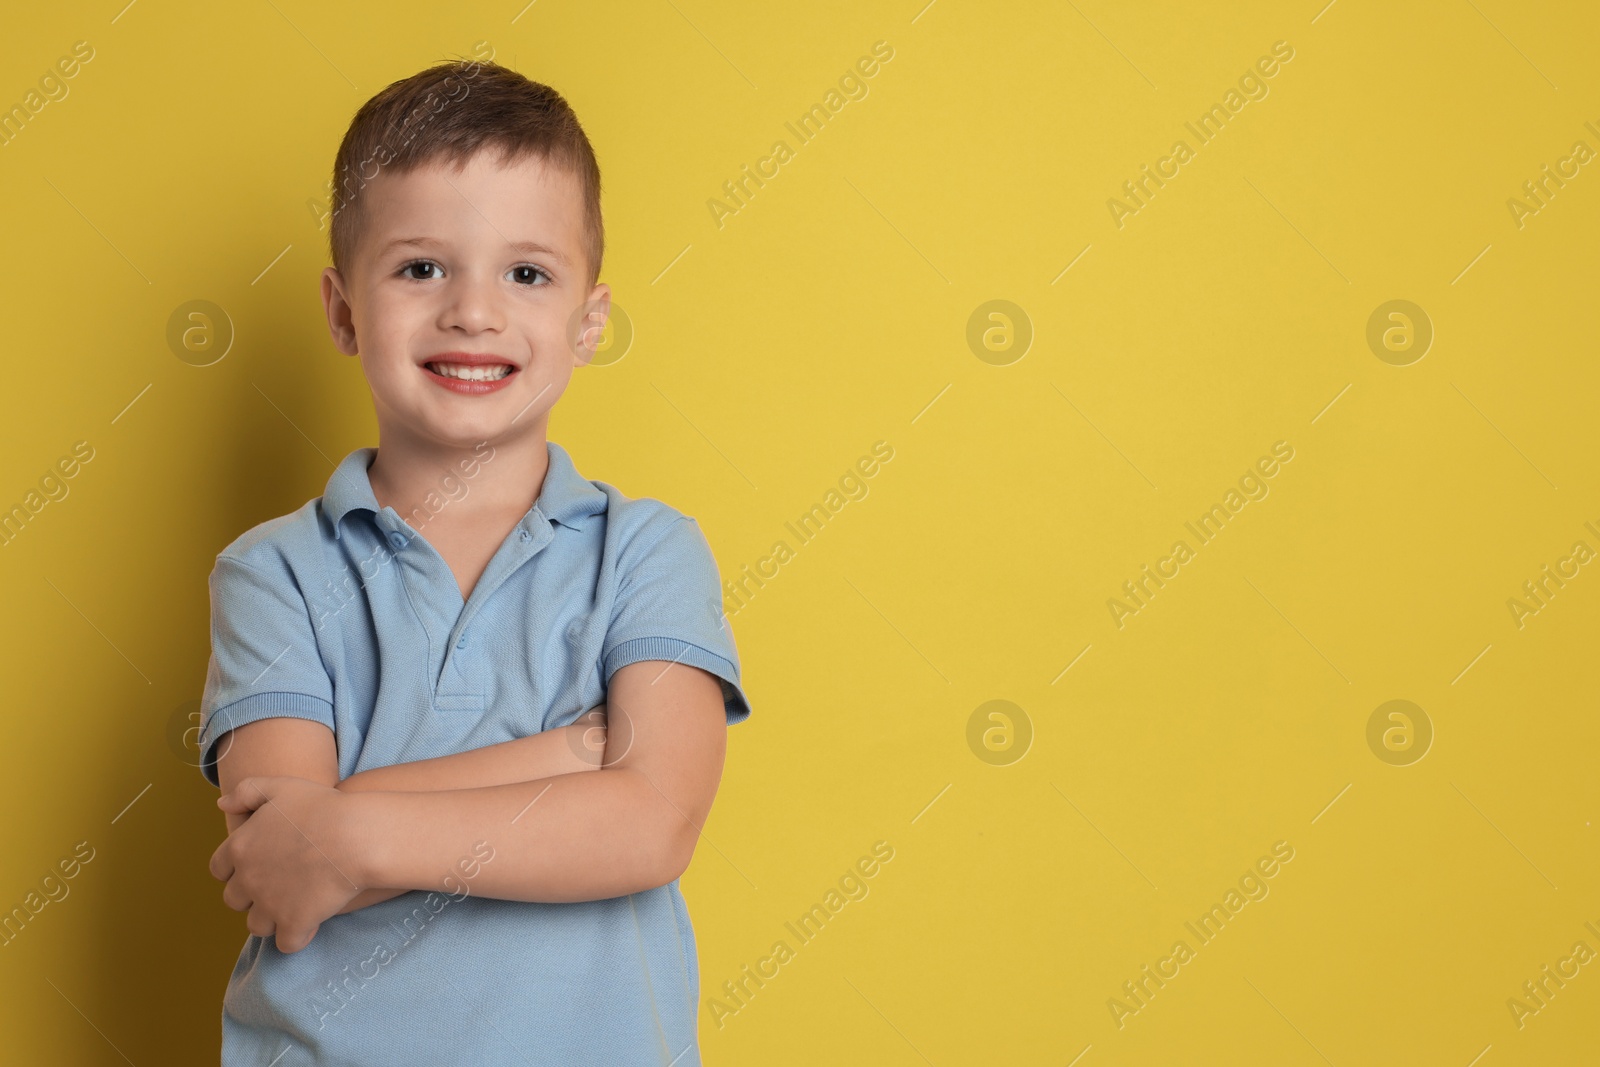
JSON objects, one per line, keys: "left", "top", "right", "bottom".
{"left": 328, "top": 59, "right": 603, "bottom": 289}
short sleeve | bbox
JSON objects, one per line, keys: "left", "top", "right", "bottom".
{"left": 196, "top": 554, "right": 336, "bottom": 786}
{"left": 602, "top": 516, "right": 752, "bottom": 725}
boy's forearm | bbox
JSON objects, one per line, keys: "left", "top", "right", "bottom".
{"left": 328, "top": 716, "right": 605, "bottom": 914}
{"left": 346, "top": 767, "right": 689, "bottom": 904}
{"left": 336, "top": 715, "right": 603, "bottom": 796}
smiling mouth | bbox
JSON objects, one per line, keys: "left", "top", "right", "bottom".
{"left": 426, "top": 361, "right": 515, "bottom": 382}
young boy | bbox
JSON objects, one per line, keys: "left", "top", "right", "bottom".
{"left": 198, "top": 58, "right": 751, "bottom": 1066}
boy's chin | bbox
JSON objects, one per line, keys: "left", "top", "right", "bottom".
{"left": 392, "top": 415, "right": 525, "bottom": 451}
{"left": 429, "top": 423, "right": 521, "bottom": 450}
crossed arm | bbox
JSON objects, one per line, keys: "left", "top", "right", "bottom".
{"left": 208, "top": 659, "right": 729, "bottom": 953}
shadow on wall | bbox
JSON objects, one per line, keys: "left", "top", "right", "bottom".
{"left": 83, "top": 224, "right": 366, "bottom": 1060}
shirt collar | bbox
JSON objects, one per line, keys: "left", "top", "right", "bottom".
{"left": 322, "top": 440, "right": 608, "bottom": 541}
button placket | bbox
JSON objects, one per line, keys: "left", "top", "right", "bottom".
{"left": 447, "top": 628, "right": 474, "bottom": 686}
{"left": 379, "top": 512, "right": 468, "bottom": 700}
{"left": 435, "top": 518, "right": 550, "bottom": 699}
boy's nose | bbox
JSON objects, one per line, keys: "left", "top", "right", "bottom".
{"left": 441, "top": 281, "right": 505, "bottom": 332}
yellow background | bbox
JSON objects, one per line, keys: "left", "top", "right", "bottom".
{"left": 2, "top": 1, "right": 1597, "bottom": 1063}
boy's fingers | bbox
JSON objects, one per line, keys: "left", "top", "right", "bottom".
{"left": 277, "top": 923, "right": 319, "bottom": 954}
{"left": 220, "top": 880, "right": 251, "bottom": 913}
{"left": 246, "top": 909, "right": 276, "bottom": 939}
{"left": 209, "top": 840, "right": 234, "bottom": 882}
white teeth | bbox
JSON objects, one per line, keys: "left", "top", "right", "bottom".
{"left": 430, "top": 362, "right": 512, "bottom": 381}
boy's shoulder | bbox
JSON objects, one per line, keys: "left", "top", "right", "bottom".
{"left": 584, "top": 478, "right": 715, "bottom": 582}
{"left": 588, "top": 479, "right": 693, "bottom": 538}
{"left": 212, "top": 499, "right": 325, "bottom": 574}
{"left": 554, "top": 440, "right": 705, "bottom": 553}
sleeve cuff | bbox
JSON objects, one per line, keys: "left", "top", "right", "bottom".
{"left": 603, "top": 636, "right": 752, "bottom": 726}
{"left": 197, "top": 691, "right": 336, "bottom": 787}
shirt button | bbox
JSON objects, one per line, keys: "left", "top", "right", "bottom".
{"left": 520, "top": 529, "right": 531, "bottom": 542}
{"left": 388, "top": 531, "right": 407, "bottom": 549}
{"left": 457, "top": 635, "right": 468, "bottom": 649}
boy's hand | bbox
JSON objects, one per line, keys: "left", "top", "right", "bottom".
{"left": 210, "top": 776, "right": 370, "bottom": 953}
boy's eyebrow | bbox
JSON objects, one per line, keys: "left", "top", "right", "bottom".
{"left": 381, "top": 236, "right": 569, "bottom": 264}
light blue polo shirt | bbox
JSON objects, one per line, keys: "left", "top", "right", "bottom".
{"left": 197, "top": 439, "right": 751, "bottom": 1067}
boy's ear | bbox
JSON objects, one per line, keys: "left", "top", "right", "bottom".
{"left": 320, "top": 266, "right": 359, "bottom": 356}
{"left": 571, "top": 282, "right": 611, "bottom": 366}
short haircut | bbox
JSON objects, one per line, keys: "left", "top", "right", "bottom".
{"left": 328, "top": 59, "right": 603, "bottom": 289}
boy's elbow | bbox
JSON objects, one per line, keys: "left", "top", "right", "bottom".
{"left": 656, "top": 815, "right": 703, "bottom": 886}
{"left": 628, "top": 784, "right": 699, "bottom": 888}
{"left": 605, "top": 767, "right": 708, "bottom": 889}
{"left": 658, "top": 836, "right": 691, "bottom": 886}
{"left": 600, "top": 818, "right": 688, "bottom": 895}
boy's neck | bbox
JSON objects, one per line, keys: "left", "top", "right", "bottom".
{"left": 367, "top": 424, "right": 552, "bottom": 535}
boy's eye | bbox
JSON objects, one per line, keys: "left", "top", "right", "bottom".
{"left": 400, "top": 260, "right": 440, "bottom": 280}
{"left": 509, "top": 264, "right": 552, "bottom": 286}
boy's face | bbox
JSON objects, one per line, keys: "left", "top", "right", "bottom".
{"left": 320, "top": 149, "right": 607, "bottom": 452}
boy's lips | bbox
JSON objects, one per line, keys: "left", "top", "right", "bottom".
{"left": 422, "top": 352, "right": 520, "bottom": 395}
